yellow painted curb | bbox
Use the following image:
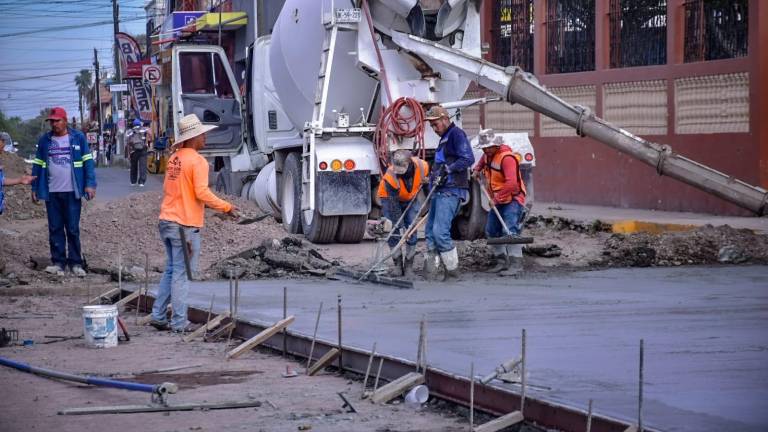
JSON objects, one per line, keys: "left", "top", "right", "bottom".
{"left": 611, "top": 220, "right": 697, "bottom": 234}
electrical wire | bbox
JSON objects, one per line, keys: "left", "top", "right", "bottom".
{"left": 0, "top": 16, "right": 144, "bottom": 38}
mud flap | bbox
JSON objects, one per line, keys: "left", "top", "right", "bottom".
{"left": 317, "top": 171, "right": 371, "bottom": 216}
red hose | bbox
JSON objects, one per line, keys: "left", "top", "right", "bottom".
{"left": 374, "top": 97, "right": 426, "bottom": 172}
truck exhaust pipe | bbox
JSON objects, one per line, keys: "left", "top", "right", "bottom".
{"left": 391, "top": 32, "right": 768, "bottom": 216}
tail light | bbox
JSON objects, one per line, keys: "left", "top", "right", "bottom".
{"left": 318, "top": 161, "right": 328, "bottom": 170}
{"left": 343, "top": 159, "right": 356, "bottom": 171}
{"left": 524, "top": 153, "right": 534, "bottom": 162}
{"left": 331, "top": 159, "right": 343, "bottom": 171}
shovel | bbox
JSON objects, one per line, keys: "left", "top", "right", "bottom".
{"left": 476, "top": 175, "right": 533, "bottom": 245}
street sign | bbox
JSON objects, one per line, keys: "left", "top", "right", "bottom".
{"left": 109, "top": 83, "right": 128, "bottom": 92}
{"left": 86, "top": 132, "right": 97, "bottom": 144}
{"left": 142, "top": 64, "right": 162, "bottom": 85}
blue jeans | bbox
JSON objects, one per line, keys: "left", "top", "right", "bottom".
{"left": 486, "top": 200, "right": 524, "bottom": 237}
{"left": 425, "top": 191, "right": 462, "bottom": 253}
{"left": 45, "top": 191, "right": 83, "bottom": 268}
{"left": 152, "top": 220, "right": 201, "bottom": 330}
{"left": 382, "top": 198, "right": 420, "bottom": 249}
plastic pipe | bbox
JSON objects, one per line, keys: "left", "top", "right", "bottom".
{"left": 0, "top": 356, "right": 176, "bottom": 395}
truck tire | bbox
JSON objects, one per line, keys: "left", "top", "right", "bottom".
{"left": 451, "top": 179, "right": 487, "bottom": 240}
{"left": 301, "top": 208, "right": 339, "bottom": 244}
{"left": 281, "top": 153, "right": 303, "bottom": 234}
{"left": 335, "top": 215, "right": 367, "bottom": 243}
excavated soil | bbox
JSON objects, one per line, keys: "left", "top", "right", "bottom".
{"left": 0, "top": 152, "right": 45, "bottom": 221}
{"left": 2, "top": 182, "right": 767, "bottom": 288}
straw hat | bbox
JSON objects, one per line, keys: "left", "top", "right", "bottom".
{"left": 176, "top": 114, "right": 217, "bottom": 144}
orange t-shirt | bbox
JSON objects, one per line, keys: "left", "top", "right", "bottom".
{"left": 159, "top": 148, "right": 232, "bottom": 227}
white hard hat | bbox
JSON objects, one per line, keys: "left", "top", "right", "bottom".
{"left": 474, "top": 128, "right": 503, "bottom": 149}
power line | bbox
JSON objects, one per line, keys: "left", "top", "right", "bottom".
{"left": 0, "top": 71, "right": 93, "bottom": 83}
{"left": 0, "top": 16, "right": 144, "bottom": 38}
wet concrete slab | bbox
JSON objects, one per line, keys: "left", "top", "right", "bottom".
{"left": 181, "top": 265, "right": 768, "bottom": 432}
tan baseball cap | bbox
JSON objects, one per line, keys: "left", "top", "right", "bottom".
{"left": 424, "top": 105, "right": 449, "bottom": 121}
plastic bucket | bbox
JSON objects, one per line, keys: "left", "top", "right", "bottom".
{"left": 404, "top": 384, "right": 429, "bottom": 408}
{"left": 82, "top": 305, "right": 118, "bottom": 348}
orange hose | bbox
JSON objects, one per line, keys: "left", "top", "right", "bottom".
{"left": 374, "top": 97, "right": 426, "bottom": 172}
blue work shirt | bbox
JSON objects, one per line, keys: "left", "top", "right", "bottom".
{"left": 432, "top": 123, "right": 474, "bottom": 201}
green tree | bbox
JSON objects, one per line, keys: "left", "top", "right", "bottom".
{"left": 74, "top": 69, "right": 93, "bottom": 128}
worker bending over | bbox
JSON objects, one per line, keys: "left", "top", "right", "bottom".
{"left": 473, "top": 129, "right": 526, "bottom": 275}
{"left": 377, "top": 149, "right": 429, "bottom": 276}
{"left": 150, "top": 114, "right": 237, "bottom": 333}
{"left": 423, "top": 105, "right": 475, "bottom": 279}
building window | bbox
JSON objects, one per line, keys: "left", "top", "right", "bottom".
{"left": 609, "top": 0, "right": 667, "bottom": 68}
{"left": 546, "top": 0, "right": 595, "bottom": 74}
{"left": 684, "top": 0, "right": 748, "bottom": 62}
{"left": 493, "top": 0, "right": 535, "bottom": 72}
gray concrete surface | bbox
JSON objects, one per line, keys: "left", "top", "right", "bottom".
{"left": 179, "top": 266, "right": 768, "bottom": 432}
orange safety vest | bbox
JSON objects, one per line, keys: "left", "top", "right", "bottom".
{"left": 377, "top": 157, "right": 430, "bottom": 202}
{"left": 482, "top": 149, "right": 526, "bottom": 206}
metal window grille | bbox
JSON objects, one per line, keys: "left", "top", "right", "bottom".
{"left": 609, "top": 0, "right": 667, "bottom": 68}
{"left": 684, "top": 0, "right": 749, "bottom": 62}
{"left": 546, "top": 0, "right": 595, "bottom": 74}
{"left": 493, "top": 0, "right": 535, "bottom": 71}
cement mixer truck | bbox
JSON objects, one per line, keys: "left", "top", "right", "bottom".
{"left": 169, "top": 0, "right": 767, "bottom": 244}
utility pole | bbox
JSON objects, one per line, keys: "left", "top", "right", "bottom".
{"left": 93, "top": 48, "right": 103, "bottom": 144}
{"left": 112, "top": 0, "right": 121, "bottom": 83}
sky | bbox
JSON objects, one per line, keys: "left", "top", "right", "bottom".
{"left": 0, "top": 0, "right": 147, "bottom": 120}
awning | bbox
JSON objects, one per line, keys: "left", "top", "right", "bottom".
{"left": 195, "top": 12, "right": 247, "bottom": 31}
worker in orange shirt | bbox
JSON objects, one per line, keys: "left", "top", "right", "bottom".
{"left": 150, "top": 114, "right": 237, "bottom": 333}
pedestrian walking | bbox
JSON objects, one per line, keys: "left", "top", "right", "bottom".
{"left": 150, "top": 114, "right": 237, "bottom": 333}
{"left": 377, "top": 149, "right": 430, "bottom": 276}
{"left": 423, "top": 105, "right": 474, "bottom": 279}
{"left": 472, "top": 129, "right": 527, "bottom": 275}
{"left": 126, "top": 119, "right": 148, "bottom": 186}
{"left": 30, "top": 107, "right": 97, "bottom": 277}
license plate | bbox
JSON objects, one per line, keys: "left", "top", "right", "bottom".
{"left": 335, "top": 8, "right": 361, "bottom": 23}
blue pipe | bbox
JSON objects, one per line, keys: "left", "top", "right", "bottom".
{"left": 0, "top": 356, "right": 160, "bottom": 394}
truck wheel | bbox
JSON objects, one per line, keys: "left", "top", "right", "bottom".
{"left": 335, "top": 215, "right": 367, "bottom": 243}
{"left": 281, "top": 153, "right": 303, "bottom": 234}
{"left": 301, "top": 208, "right": 339, "bottom": 244}
{"left": 451, "top": 179, "right": 487, "bottom": 240}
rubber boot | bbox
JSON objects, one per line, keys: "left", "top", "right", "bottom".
{"left": 487, "top": 244, "right": 507, "bottom": 273}
{"left": 422, "top": 250, "right": 440, "bottom": 279}
{"left": 440, "top": 247, "right": 461, "bottom": 279}
{"left": 390, "top": 249, "right": 404, "bottom": 277}
{"left": 500, "top": 244, "right": 524, "bottom": 276}
{"left": 404, "top": 244, "right": 417, "bottom": 277}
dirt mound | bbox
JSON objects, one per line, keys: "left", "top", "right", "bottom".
{"left": 601, "top": 225, "right": 768, "bottom": 267}
{"left": 0, "top": 191, "right": 286, "bottom": 285}
{"left": 0, "top": 152, "right": 44, "bottom": 221}
{"left": 0, "top": 152, "right": 31, "bottom": 177}
{"left": 211, "top": 236, "right": 340, "bottom": 279}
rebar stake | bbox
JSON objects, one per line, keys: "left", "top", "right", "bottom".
{"left": 638, "top": 338, "right": 644, "bottom": 432}
{"left": 306, "top": 301, "right": 323, "bottom": 373}
{"left": 362, "top": 342, "right": 377, "bottom": 397}
{"left": 586, "top": 398, "right": 593, "bottom": 432}
{"left": 337, "top": 294, "right": 343, "bottom": 372}
{"left": 282, "top": 286, "right": 287, "bottom": 357}
{"left": 469, "top": 361, "right": 475, "bottom": 431}
{"left": 521, "top": 328, "right": 527, "bottom": 416}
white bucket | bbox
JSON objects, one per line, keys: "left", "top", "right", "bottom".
{"left": 82, "top": 305, "right": 118, "bottom": 348}
{"left": 404, "top": 384, "right": 429, "bottom": 409}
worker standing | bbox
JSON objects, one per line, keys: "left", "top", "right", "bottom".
{"left": 31, "top": 107, "right": 97, "bottom": 277}
{"left": 377, "top": 149, "right": 430, "bottom": 276}
{"left": 150, "top": 114, "right": 237, "bottom": 333}
{"left": 423, "top": 105, "right": 475, "bottom": 279}
{"left": 126, "top": 119, "right": 148, "bottom": 187}
{"left": 472, "top": 129, "right": 527, "bottom": 275}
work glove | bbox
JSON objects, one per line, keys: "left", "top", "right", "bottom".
{"left": 434, "top": 165, "right": 449, "bottom": 186}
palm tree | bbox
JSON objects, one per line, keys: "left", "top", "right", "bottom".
{"left": 74, "top": 69, "right": 93, "bottom": 128}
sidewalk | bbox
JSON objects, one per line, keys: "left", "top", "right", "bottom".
{"left": 531, "top": 202, "right": 768, "bottom": 234}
